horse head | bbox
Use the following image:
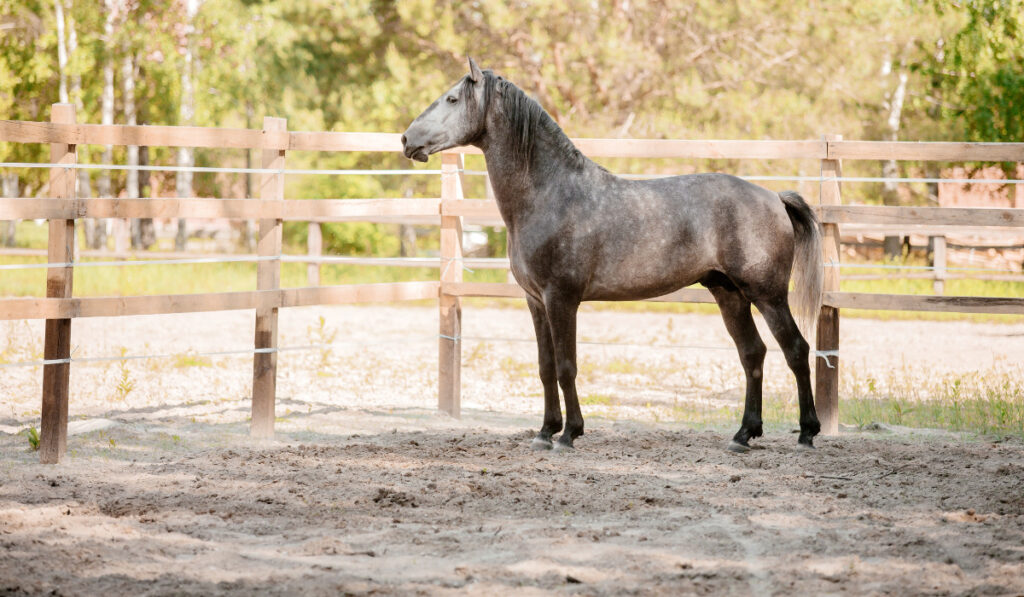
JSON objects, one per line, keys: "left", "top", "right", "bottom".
{"left": 402, "top": 57, "right": 489, "bottom": 162}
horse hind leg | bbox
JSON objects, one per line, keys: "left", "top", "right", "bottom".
{"left": 708, "top": 284, "right": 767, "bottom": 453}
{"left": 753, "top": 295, "right": 821, "bottom": 449}
{"left": 526, "top": 296, "right": 562, "bottom": 450}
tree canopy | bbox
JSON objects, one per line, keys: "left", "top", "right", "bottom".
{"left": 1, "top": 0, "right": 1021, "bottom": 230}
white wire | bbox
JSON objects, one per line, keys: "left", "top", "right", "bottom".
{"left": 0, "top": 162, "right": 441, "bottom": 176}
{"left": 0, "top": 255, "right": 513, "bottom": 270}
{"left": 0, "top": 335, "right": 440, "bottom": 369}
{"left": 4, "top": 162, "right": 1023, "bottom": 184}
{"left": 0, "top": 255, "right": 276, "bottom": 270}
{"left": 825, "top": 261, "right": 1022, "bottom": 274}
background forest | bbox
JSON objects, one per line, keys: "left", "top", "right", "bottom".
{"left": 1, "top": 0, "right": 1022, "bottom": 256}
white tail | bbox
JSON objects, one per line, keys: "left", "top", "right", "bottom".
{"left": 779, "top": 191, "right": 823, "bottom": 341}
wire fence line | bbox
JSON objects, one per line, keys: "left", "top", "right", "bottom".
{"left": 2, "top": 255, "right": 1019, "bottom": 274}
{"left": 3, "top": 161, "right": 1024, "bottom": 185}
{"left": 0, "top": 331, "right": 840, "bottom": 369}
{"left": 0, "top": 255, "right": 492, "bottom": 271}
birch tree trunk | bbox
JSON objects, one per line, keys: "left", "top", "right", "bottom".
{"left": 244, "top": 101, "right": 255, "bottom": 251}
{"left": 64, "top": 0, "right": 96, "bottom": 250}
{"left": 54, "top": 0, "right": 69, "bottom": 104}
{"left": 2, "top": 174, "right": 18, "bottom": 247}
{"left": 881, "top": 59, "right": 908, "bottom": 259}
{"left": 95, "top": 1, "right": 116, "bottom": 250}
{"left": 175, "top": 0, "right": 201, "bottom": 252}
{"left": 123, "top": 51, "right": 142, "bottom": 249}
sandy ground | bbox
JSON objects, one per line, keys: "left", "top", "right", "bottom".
{"left": 2, "top": 305, "right": 1023, "bottom": 595}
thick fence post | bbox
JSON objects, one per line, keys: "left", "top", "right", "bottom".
{"left": 40, "top": 103, "right": 76, "bottom": 464}
{"left": 251, "top": 116, "right": 286, "bottom": 438}
{"left": 439, "top": 152, "right": 464, "bottom": 417}
{"left": 816, "top": 134, "right": 842, "bottom": 436}
{"left": 307, "top": 222, "right": 322, "bottom": 286}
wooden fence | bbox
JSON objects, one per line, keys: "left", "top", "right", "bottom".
{"left": 2, "top": 104, "right": 1023, "bottom": 463}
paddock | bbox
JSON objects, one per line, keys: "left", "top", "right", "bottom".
{"left": 2, "top": 305, "right": 1023, "bottom": 595}
{"left": 1, "top": 110, "right": 1024, "bottom": 593}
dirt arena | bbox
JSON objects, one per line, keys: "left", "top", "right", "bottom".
{"left": 2, "top": 306, "right": 1023, "bottom": 595}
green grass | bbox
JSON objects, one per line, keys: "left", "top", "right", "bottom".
{"left": 659, "top": 366, "right": 1024, "bottom": 438}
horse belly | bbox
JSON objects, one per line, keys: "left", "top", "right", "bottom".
{"left": 583, "top": 256, "right": 708, "bottom": 301}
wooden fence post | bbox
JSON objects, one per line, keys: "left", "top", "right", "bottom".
{"left": 307, "top": 222, "right": 322, "bottom": 286}
{"left": 931, "top": 235, "right": 947, "bottom": 294}
{"left": 251, "top": 116, "right": 286, "bottom": 438}
{"left": 40, "top": 103, "right": 76, "bottom": 464}
{"left": 816, "top": 134, "right": 842, "bottom": 436}
{"left": 439, "top": 152, "right": 464, "bottom": 417}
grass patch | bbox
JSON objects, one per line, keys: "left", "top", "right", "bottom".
{"left": 660, "top": 365, "right": 1024, "bottom": 438}
{"left": 173, "top": 351, "right": 213, "bottom": 368}
{"left": 2, "top": 247, "right": 1018, "bottom": 324}
{"left": 580, "top": 394, "right": 616, "bottom": 407}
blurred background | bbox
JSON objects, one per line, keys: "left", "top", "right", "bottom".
{"left": 0, "top": 0, "right": 1022, "bottom": 286}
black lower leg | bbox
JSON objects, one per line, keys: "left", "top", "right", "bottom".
{"left": 709, "top": 285, "right": 766, "bottom": 448}
{"left": 527, "top": 297, "right": 561, "bottom": 447}
{"left": 544, "top": 292, "right": 583, "bottom": 451}
{"left": 757, "top": 299, "right": 820, "bottom": 447}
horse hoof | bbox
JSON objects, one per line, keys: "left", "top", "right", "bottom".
{"left": 530, "top": 437, "right": 553, "bottom": 451}
{"left": 796, "top": 442, "right": 816, "bottom": 452}
{"left": 727, "top": 441, "right": 750, "bottom": 454}
{"left": 552, "top": 441, "right": 575, "bottom": 454}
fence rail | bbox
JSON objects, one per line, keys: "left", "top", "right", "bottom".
{"left": 2, "top": 106, "right": 1023, "bottom": 463}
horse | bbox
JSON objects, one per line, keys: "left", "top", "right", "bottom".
{"left": 403, "top": 58, "right": 824, "bottom": 453}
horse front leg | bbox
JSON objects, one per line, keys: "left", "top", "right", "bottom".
{"left": 526, "top": 296, "right": 562, "bottom": 450}
{"left": 543, "top": 291, "right": 583, "bottom": 452}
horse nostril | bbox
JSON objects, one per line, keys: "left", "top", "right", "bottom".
{"left": 401, "top": 134, "right": 407, "bottom": 146}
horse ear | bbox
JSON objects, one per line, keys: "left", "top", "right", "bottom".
{"left": 468, "top": 57, "right": 483, "bottom": 83}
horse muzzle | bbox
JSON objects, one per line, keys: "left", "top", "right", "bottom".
{"left": 401, "top": 133, "right": 431, "bottom": 163}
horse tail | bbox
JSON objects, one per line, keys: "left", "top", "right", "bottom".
{"left": 779, "top": 190, "right": 823, "bottom": 341}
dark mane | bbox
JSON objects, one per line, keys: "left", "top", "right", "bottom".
{"left": 477, "top": 70, "right": 589, "bottom": 171}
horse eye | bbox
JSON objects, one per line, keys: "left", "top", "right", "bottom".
{"left": 446, "top": 96, "right": 458, "bottom": 104}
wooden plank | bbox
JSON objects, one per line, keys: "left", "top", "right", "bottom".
{"left": 6, "top": 119, "right": 1024, "bottom": 163}
{"left": 0, "top": 283, "right": 440, "bottom": 320}
{"left": 439, "top": 153, "right": 464, "bottom": 418}
{"left": 0, "top": 285, "right": 363, "bottom": 318}
{"left": 829, "top": 140, "right": 1024, "bottom": 162}
{"left": 251, "top": 116, "right": 285, "bottom": 439}
{"left": 277, "top": 282, "right": 439, "bottom": 307}
{"left": 0, "top": 197, "right": 444, "bottom": 221}
{"left": 570, "top": 138, "right": 826, "bottom": 159}
{"left": 446, "top": 139, "right": 826, "bottom": 159}
{"left": 283, "top": 198, "right": 440, "bottom": 222}
{"left": 0, "top": 120, "right": 289, "bottom": 149}
{"left": 7, "top": 283, "right": 1021, "bottom": 321}
{"left": 444, "top": 282, "right": 525, "bottom": 299}
{"left": 441, "top": 199, "right": 501, "bottom": 219}
{"left": 824, "top": 292, "right": 1024, "bottom": 314}
{"left": 39, "top": 104, "right": 76, "bottom": 465}
{"left": 820, "top": 205, "right": 1024, "bottom": 227}
{"left": 646, "top": 288, "right": 717, "bottom": 303}
{"left": 816, "top": 134, "right": 842, "bottom": 437}
{"left": 288, "top": 131, "right": 403, "bottom": 152}
{"left": 836, "top": 223, "right": 1024, "bottom": 238}
{"left": 441, "top": 283, "right": 719, "bottom": 304}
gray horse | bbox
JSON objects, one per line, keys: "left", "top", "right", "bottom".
{"left": 403, "top": 58, "right": 823, "bottom": 453}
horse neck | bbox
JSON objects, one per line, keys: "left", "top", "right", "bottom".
{"left": 480, "top": 117, "right": 592, "bottom": 228}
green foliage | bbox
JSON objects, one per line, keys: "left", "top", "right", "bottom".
{"left": 23, "top": 426, "right": 40, "bottom": 451}
{"left": 935, "top": 0, "right": 1024, "bottom": 145}
{"left": 3, "top": 0, "right": 1022, "bottom": 254}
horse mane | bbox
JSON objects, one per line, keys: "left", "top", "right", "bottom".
{"left": 475, "top": 70, "right": 589, "bottom": 171}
